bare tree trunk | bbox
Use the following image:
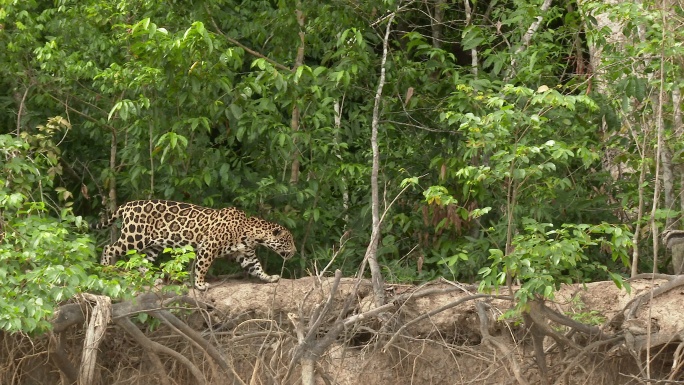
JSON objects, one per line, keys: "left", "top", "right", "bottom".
{"left": 673, "top": 87, "right": 684, "bottom": 274}
{"left": 649, "top": 30, "right": 667, "bottom": 286}
{"left": 333, "top": 99, "right": 350, "bottom": 226}
{"left": 148, "top": 119, "right": 155, "bottom": 199}
{"left": 661, "top": 145, "right": 675, "bottom": 229}
{"left": 631, "top": 133, "right": 648, "bottom": 278}
{"left": 78, "top": 294, "right": 111, "bottom": 385}
{"left": 290, "top": 3, "right": 306, "bottom": 184}
{"left": 363, "top": 10, "right": 397, "bottom": 308}
{"left": 670, "top": 244, "right": 684, "bottom": 275}
{"left": 429, "top": 0, "right": 446, "bottom": 49}
{"left": 581, "top": 0, "right": 645, "bottom": 275}
{"left": 580, "top": 0, "right": 625, "bottom": 95}
{"left": 505, "top": 0, "right": 553, "bottom": 80}
{"left": 674, "top": 87, "right": 682, "bottom": 139}
{"left": 108, "top": 128, "right": 118, "bottom": 246}
{"left": 648, "top": 120, "right": 663, "bottom": 278}
{"left": 646, "top": 5, "right": 668, "bottom": 378}
{"left": 15, "top": 86, "right": 30, "bottom": 135}
{"left": 463, "top": 0, "right": 478, "bottom": 76}
{"left": 505, "top": 168, "right": 518, "bottom": 290}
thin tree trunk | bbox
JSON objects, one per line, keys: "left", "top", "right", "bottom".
{"left": 506, "top": 0, "right": 553, "bottom": 80}
{"left": 674, "top": 87, "right": 682, "bottom": 138}
{"left": 661, "top": 145, "right": 675, "bottom": 229}
{"left": 78, "top": 295, "right": 111, "bottom": 385}
{"left": 429, "top": 0, "right": 446, "bottom": 49}
{"left": 463, "top": 0, "right": 478, "bottom": 76}
{"left": 364, "top": 10, "right": 396, "bottom": 308}
{"left": 580, "top": 0, "right": 642, "bottom": 275}
{"left": 505, "top": 170, "right": 518, "bottom": 290}
{"left": 518, "top": 0, "right": 552, "bottom": 51}
{"left": 15, "top": 86, "right": 30, "bottom": 135}
{"left": 289, "top": 3, "right": 306, "bottom": 184}
{"left": 648, "top": 16, "right": 667, "bottom": 295}
{"left": 108, "top": 128, "right": 118, "bottom": 246}
{"left": 148, "top": 118, "right": 155, "bottom": 199}
{"left": 631, "top": 132, "right": 648, "bottom": 278}
{"left": 647, "top": 4, "right": 667, "bottom": 378}
{"left": 673, "top": 87, "right": 684, "bottom": 274}
{"left": 637, "top": 0, "right": 674, "bottom": 236}
{"left": 333, "top": 99, "right": 350, "bottom": 226}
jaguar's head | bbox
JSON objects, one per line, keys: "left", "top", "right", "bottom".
{"left": 252, "top": 219, "right": 296, "bottom": 260}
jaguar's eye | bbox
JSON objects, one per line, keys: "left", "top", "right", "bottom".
{"left": 272, "top": 229, "right": 282, "bottom": 236}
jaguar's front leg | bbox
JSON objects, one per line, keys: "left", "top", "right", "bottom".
{"left": 236, "top": 250, "right": 280, "bottom": 283}
{"left": 193, "top": 247, "right": 217, "bottom": 291}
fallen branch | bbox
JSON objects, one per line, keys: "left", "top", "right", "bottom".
{"left": 631, "top": 331, "right": 682, "bottom": 352}
{"left": 284, "top": 271, "right": 468, "bottom": 383}
{"left": 628, "top": 273, "right": 679, "bottom": 281}
{"left": 51, "top": 292, "right": 207, "bottom": 332}
{"left": 527, "top": 301, "right": 585, "bottom": 351}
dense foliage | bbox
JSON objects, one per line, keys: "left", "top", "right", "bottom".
{"left": 1, "top": 0, "right": 682, "bottom": 331}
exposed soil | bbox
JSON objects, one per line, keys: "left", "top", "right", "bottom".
{"left": 2, "top": 274, "right": 684, "bottom": 385}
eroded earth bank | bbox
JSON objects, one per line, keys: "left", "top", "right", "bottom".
{"left": 3, "top": 274, "right": 684, "bottom": 385}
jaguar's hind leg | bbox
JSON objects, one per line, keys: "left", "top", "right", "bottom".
{"left": 100, "top": 238, "right": 136, "bottom": 265}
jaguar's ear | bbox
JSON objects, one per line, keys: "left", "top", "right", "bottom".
{"left": 272, "top": 228, "right": 282, "bottom": 236}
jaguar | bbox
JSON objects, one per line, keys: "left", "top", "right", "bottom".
{"left": 91, "top": 199, "right": 296, "bottom": 290}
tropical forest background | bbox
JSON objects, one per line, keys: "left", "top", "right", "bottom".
{"left": 1, "top": 0, "right": 682, "bottom": 333}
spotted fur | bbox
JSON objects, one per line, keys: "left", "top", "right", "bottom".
{"left": 91, "top": 200, "right": 296, "bottom": 290}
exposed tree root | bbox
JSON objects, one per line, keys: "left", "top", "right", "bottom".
{"left": 535, "top": 300, "right": 603, "bottom": 338}
{"left": 149, "top": 309, "right": 242, "bottom": 384}
{"left": 50, "top": 292, "right": 243, "bottom": 385}
{"left": 49, "top": 331, "right": 78, "bottom": 384}
{"left": 286, "top": 271, "right": 483, "bottom": 384}
{"left": 551, "top": 335, "right": 624, "bottom": 385}
{"left": 384, "top": 294, "right": 498, "bottom": 350}
{"left": 115, "top": 316, "right": 200, "bottom": 385}
{"left": 476, "top": 301, "right": 529, "bottom": 385}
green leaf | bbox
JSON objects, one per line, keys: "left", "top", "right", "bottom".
{"left": 295, "top": 65, "right": 305, "bottom": 83}
{"left": 462, "top": 26, "right": 485, "bottom": 50}
{"left": 108, "top": 101, "right": 122, "bottom": 121}
{"left": 230, "top": 104, "right": 243, "bottom": 119}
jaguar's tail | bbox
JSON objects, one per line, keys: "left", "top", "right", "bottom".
{"left": 90, "top": 206, "right": 122, "bottom": 230}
